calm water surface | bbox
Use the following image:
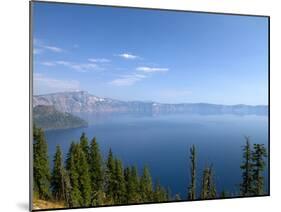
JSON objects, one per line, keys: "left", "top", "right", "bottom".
{"left": 45, "top": 114, "right": 268, "bottom": 198}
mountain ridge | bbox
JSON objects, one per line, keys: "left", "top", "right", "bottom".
{"left": 33, "top": 91, "right": 268, "bottom": 115}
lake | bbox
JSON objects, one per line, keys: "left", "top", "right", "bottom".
{"left": 45, "top": 113, "right": 268, "bottom": 198}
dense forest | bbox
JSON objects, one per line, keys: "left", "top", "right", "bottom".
{"left": 33, "top": 126, "right": 267, "bottom": 209}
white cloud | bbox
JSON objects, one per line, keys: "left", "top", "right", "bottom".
{"left": 62, "top": 61, "right": 98, "bottom": 72}
{"left": 41, "top": 62, "right": 56, "bottom": 66}
{"left": 43, "top": 45, "right": 63, "bottom": 52}
{"left": 42, "top": 60, "right": 100, "bottom": 72}
{"left": 33, "top": 73, "right": 80, "bottom": 94}
{"left": 136, "top": 66, "right": 169, "bottom": 73}
{"left": 33, "top": 39, "right": 64, "bottom": 54}
{"left": 88, "top": 58, "right": 111, "bottom": 63}
{"left": 109, "top": 74, "right": 146, "bottom": 86}
{"left": 116, "top": 53, "right": 139, "bottom": 60}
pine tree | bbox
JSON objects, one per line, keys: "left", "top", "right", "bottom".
{"left": 66, "top": 143, "right": 91, "bottom": 207}
{"left": 153, "top": 180, "right": 168, "bottom": 202}
{"left": 105, "top": 148, "right": 115, "bottom": 203}
{"left": 251, "top": 144, "right": 267, "bottom": 195}
{"left": 200, "top": 166, "right": 216, "bottom": 199}
{"left": 128, "top": 166, "right": 140, "bottom": 203}
{"left": 188, "top": 145, "right": 196, "bottom": 200}
{"left": 76, "top": 144, "right": 91, "bottom": 206}
{"left": 62, "top": 169, "right": 72, "bottom": 207}
{"left": 33, "top": 127, "right": 51, "bottom": 200}
{"left": 123, "top": 167, "right": 131, "bottom": 203}
{"left": 139, "top": 166, "right": 153, "bottom": 202}
{"left": 113, "top": 159, "right": 126, "bottom": 204}
{"left": 51, "top": 145, "right": 65, "bottom": 201}
{"left": 80, "top": 132, "right": 89, "bottom": 161}
{"left": 89, "top": 137, "right": 104, "bottom": 205}
{"left": 66, "top": 142, "right": 76, "bottom": 171}
{"left": 240, "top": 137, "right": 253, "bottom": 196}
{"left": 66, "top": 143, "right": 82, "bottom": 207}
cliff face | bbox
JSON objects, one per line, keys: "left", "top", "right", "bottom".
{"left": 33, "top": 91, "right": 268, "bottom": 116}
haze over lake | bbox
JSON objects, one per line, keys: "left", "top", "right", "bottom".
{"left": 45, "top": 113, "right": 268, "bottom": 197}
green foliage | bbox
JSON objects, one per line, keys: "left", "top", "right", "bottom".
{"left": 113, "top": 159, "right": 126, "bottom": 204}
{"left": 51, "top": 146, "right": 66, "bottom": 201}
{"left": 33, "top": 126, "right": 51, "bottom": 200}
{"left": 188, "top": 145, "right": 196, "bottom": 200}
{"left": 66, "top": 143, "right": 91, "bottom": 207}
{"left": 89, "top": 137, "right": 104, "bottom": 205}
{"left": 251, "top": 144, "right": 267, "bottom": 195}
{"left": 139, "top": 166, "right": 153, "bottom": 202}
{"left": 128, "top": 166, "right": 141, "bottom": 203}
{"left": 80, "top": 132, "right": 89, "bottom": 161}
{"left": 66, "top": 142, "right": 82, "bottom": 207}
{"left": 240, "top": 138, "right": 267, "bottom": 196}
{"left": 240, "top": 137, "right": 253, "bottom": 195}
{"left": 105, "top": 148, "right": 115, "bottom": 202}
{"left": 200, "top": 166, "right": 216, "bottom": 199}
{"left": 153, "top": 180, "right": 168, "bottom": 202}
{"left": 76, "top": 144, "right": 91, "bottom": 206}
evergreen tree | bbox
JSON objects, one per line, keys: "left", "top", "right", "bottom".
{"left": 66, "top": 143, "right": 91, "bottom": 207}
{"left": 240, "top": 137, "right": 253, "bottom": 196}
{"left": 66, "top": 143, "right": 82, "bottom": 207}
{"left": 113, "top": 159, "right": 126, "bottom": 204}
{"left": 188, "top": 145, "right": 196, "bottom": 200}
{"left": 89, "top": 137, "right": 104, "bottom": 205}
{"left": 105, "top": 148, "right": 115, "bottom": 202}
{"left": 66, "top": 142, "right": 76, "bottom": 171}
{"left": 139, "top": 166, "right": 153, "bottom": 202}
{"left": 80, "top": 132, "right": 89, "bottom": 161}
{"left": 200, "top": 166, "right": 216, "bottom": 199}
{"left": 33, "top": 127, "right": 51, "bottom": 200}
{"left": 76, "top": 144, "right": 91, "bottom": 206}
{"left": 51, "top": 145, "right": 65, "bottom": 201}
{"left": 251, "top": 144, "right": 267, "bottom": 195}
{"left": 123, "top": 167, "right": 131, "bottom": 203}
{"left": 62, "top": 169, "right": 72, "bottom": 207}
{"left": 128, "top": 166, "right": 140, "bottom": 203}
{"left": 153, "top": 180, "right": 168, "bottom": 202}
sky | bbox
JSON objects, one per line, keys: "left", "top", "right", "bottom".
{"left": 32, "top": 2, "right": 268, "bottom": 105}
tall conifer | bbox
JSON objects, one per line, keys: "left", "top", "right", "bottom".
{"left": 105, "top": 148, "right": 115, "bottom": 202}
{"left": 51, "top": 145, "right": 65, "bottom": 201}
{"left": 139, "top": 166, "right": 153, "bottom": 202}
{"left": 33, "top": 127, "right": 51, "bottom": 200}
{"left": 89, "top": 137, "right": 104, "bottom": 205}
{"left": 251, "top": 144, "right": 267, "bottom": 195}
{"left": 188, "top": 145, "right": 196, "bottom": 200}
{"left": 240, "top": 137, "right": 253, "bottom": 195}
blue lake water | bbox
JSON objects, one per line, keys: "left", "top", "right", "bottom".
{"left": 45, "top": 114, "right": 268, "bottom": 198}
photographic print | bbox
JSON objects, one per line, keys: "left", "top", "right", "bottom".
{"left": 31, "top": 1, "right": 269, "bottom": 210}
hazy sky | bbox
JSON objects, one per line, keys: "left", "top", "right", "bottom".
{"left": 33, "top": 2, "right": 268, "bottom": 105}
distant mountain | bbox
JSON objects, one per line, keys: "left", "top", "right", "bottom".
{"left": 33, "top": 105, "right": 88, "bottom": 130}
{"left": 33, "top": 91, "right": 268, "bottom": 116}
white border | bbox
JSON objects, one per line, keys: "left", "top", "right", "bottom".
{"left": 1, "top": 0, "right": 280, "bottom": 212}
